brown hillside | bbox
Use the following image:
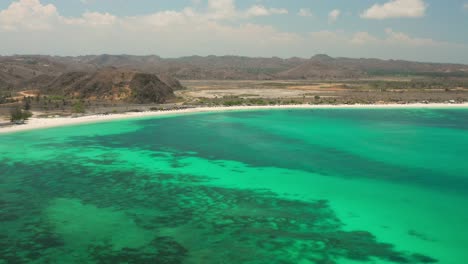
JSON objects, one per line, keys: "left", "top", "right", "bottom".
{"left": 41, "top": 68, "right": 175, "bottom": 103}
{"left": 2, "top": 54, "right": 468, "bottom": 84}
{"left": 277, "top": 61, "right": 364, "bottom": 79}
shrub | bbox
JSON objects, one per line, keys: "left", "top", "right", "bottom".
{"left": 10, "top": 107, "right": 33, "bottom": 124}
{"left": 72, "top": 101, "right": 86, "bottom": 113}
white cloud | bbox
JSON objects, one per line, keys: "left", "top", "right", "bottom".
{"left": 0, "top": 0, "right": 289, "bottom": 32}
{"left": 0, "top": 0, "right": 60, "bottom": 31}
{"left": 347, "top": 28, "right": 448, "bottom": 47}
{"left": 361, "top": 0, "right": 427, "bottom": 19}
{"left": 328, "top": 9, "right": 341, "bottom": 23}
{"left": 383, "top": 28, "right": 441, "bottom": 46}
{"left": 205, "top": 0, "right": 287, "bottom": 19}
{"left": 65, "top": 12, "right": 117, "bottom": 26}
{"left": 351, "top": 32, "right": 379, "bottom": 45}
{"left": 245, "top": 5, "right": 288, "bottom": 17}
{"left": 207, "top": 0, "right": 237, "bottom": 19}
{"left": 0, "top": 0, "right": 288, "bottom": 31}
{"left": 0, "top": 0, "right": 296, "bottom": 57}
{"left": 464, "top": 3, "right": 468, "bottom": 10}
{"left": 127, "top": 10, "right": 191, "bottom": 29}
{"left": 298, "top": 8, "right": 313, "bottom": 17}
{"left": 310, "top": 28, "right": 451, "bottom": 48}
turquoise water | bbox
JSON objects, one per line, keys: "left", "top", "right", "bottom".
{"left": 1, "top": 108, "right": 468, "bottom": 263}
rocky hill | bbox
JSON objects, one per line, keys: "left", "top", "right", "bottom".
{"left": 39, "top": 68, "right": 175, "bottom": 103}
{"left": 0, "top": 56, "right": 184, "bottom": 103}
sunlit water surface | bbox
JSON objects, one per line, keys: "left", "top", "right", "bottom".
{"left": 1, "top": 108, "right": 468, "bottom": 264}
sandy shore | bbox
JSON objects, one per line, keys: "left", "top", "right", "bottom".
{"left": 1, "top": 103, "right": 468, "bottom": 134}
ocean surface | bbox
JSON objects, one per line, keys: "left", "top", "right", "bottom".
{"left": 1, "top": 108, "right": 468, "bottom": 264}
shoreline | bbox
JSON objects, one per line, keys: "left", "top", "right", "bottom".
{"left": 1, "top": 103, "right": 468, "bottom": 135}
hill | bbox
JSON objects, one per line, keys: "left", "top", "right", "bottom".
{"left": 40, "top": 68, "right": 175, "bottom": 103}
{"left": 1, "top": 54, "right": 468, "bottom": 89}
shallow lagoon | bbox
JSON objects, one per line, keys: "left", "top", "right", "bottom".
{"left": 1, "top": 108, "right": 468, "bottom": 263}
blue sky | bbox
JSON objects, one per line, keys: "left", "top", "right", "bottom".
{"left": 1, "top": 0, "right": 467, "bottom": 63}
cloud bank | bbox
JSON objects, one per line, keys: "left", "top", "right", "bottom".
{"left": 361, "top": 0, "right": 427, "bottom": 19}
{"left": 0, "top": 0, "right": 466, "bottom": 63}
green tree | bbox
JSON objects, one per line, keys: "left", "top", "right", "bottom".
{"left": 72, "top": 101, "right": 86, "bottom": 113}
{"left": 24, "top": 99, "right": 31, "bottom": 110}
{"left": 10, "top": 107, "right": 33, "bottom": 124}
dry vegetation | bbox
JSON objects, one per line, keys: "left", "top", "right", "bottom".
{"left": 178, "top": 79, "right": 468, "bottom": 107}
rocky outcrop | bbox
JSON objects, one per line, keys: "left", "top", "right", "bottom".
{"left": 39, "top": 68, "right": 175, "bottom": 103}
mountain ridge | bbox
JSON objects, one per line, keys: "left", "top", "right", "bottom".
{"left": 1, "top": 54, "right": 468, "bottom": 92}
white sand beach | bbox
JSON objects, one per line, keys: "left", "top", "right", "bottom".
{"left": 1, "top": 103, "right": 468, "bottom": 134}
